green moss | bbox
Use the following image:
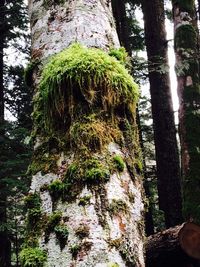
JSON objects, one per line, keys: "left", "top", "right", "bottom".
{"left": 83, "top": 158, "right": 110, "bottom": 183}
{"left": 109, "top": 199, "right": 129, "bottom": 215}
{"left": 108, "top": 47, "right": 128, "bottom": 66}
{"left": 70, "top": 244, "right": 81, "bottom": 259}
{"left": 172, "top": 0, "right": 195, "bottom": 13}
{"left": 48, "top": 179, "right": 65, "bottom": 200}
{"left": 45, "top": 211, "right": 62, "bottom": 241}
{"left": 113, "top": 155, "right": 125, "bottom": 172}
{"left": 38, "top": 43, "right": 138, "bottom": 132}
{"left": 70, "top": 116, "right": 122, "bottom": 151}
{"left": 24, "top": 193, "right": 41, "bottom": 209}
{"left": 75, "top": 225, "right": 90, "bottom": 238}
{"left": 19, "top": 247, "right": 47, "bottom": 267}
{"left": 54, "top": 224, "right": 69, "bottom": 249}
{"left": 107, "top": 263, "right": 120, "bottom": 267}
{"left": 78, "top": 195, "right": 91, "bottom": 206}
{"left": 175, "top": 24, "right": 197, "bottom": 50}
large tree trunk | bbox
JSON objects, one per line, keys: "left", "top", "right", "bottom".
{"left": 23, "top": 1, "right": 145, "bottom": 266}
{"left": 172, "top": 0, "right": 200, "bottom": 224}
{"left": 141, "top": 0, "right": 182, "bottom": 228}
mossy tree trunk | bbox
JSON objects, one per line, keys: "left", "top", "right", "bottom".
{"left": 172, "top": 0, "right": 200, "bottom": 224}
{"left": 141, "top": 0, "right": 183, "bottom": 228}
{"left": 23, "top": 0, "right": 145, "bottom": 266}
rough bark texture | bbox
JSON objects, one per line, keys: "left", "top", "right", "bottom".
{"left": 25, "top": 1, "right": 145, "bottom": 266}
{"left": 0, "top": 0, "right": 11, "bottom": 266}
{"left": 141, "top": 0, "right": 182, "bottom": 228}
{"left": 112, "top": 0, "right": 154, "bottom": 236}
{"left": 172, "top": 0, "right": 200, "bottom": 224}
{"left": 146, "top": 224, "right": 200, "bottom": 267}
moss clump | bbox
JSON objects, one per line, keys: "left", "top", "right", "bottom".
{"left": 175, "top": 24, "right": 197, "bottom": 50}
{"left": 54, "top": 224, "right": 69, "bottom": 249}
{"left": 19, "top": 247, "right": 47, "bottom": 267}
{"left": 24, "top": 193, "right": 41, "bottom": 210}
{"left": 45, "top": 211, "right": 62, "bottom": 241}
{"left": 48, "top": 179, "right": 66, "bottom": 200}
{"left": 107, "top": 263, "right": 120, "bottom": 267}
{"left": 113, "top": 155, "right": 125, "bottom": 172}
{"left": 108, "top": 47, "right": 128, "bottom": 66}
{"left": 70, "top": 244, "right": 81, "bottom": 259}
{"left": 38, "top": 43, "right": 138, "bottom": 132}
{"left": 70, "top": 116, "right": 122, "bottom": 151}
{"left": 83, "top": 158, "right": 110, "bottom": 183}
{"left": 109, "top": 199, "right": 129, "bottom": 215}
{"left": 75, "top": 225, "right": 90, "bottom": 238}
{"left": 78, "top": 195, "right": 91, "bottom": 206}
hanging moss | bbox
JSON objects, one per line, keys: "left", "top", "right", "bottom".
{"left": 70, "top": 244, "right": 81, "bottom": 259}
{"left": 70, "top": 115, "right": 122, "bottom": 151}
{"left": 108, "top": 47, "right": 128, "bottom": 66}
{"left": 75, "top": 224, "right": 90, "bottom": 238}
{"left": 113, "top": 155, "right": 125, "bottom": 172}
{"left": 19, "top": 247, "right": 47, "bottom": 267}
{"left": 38, "top": 43, "right": 138, "bottom": 132}
{"left": 54, "top": 224, "right": 69, "bottom": 249}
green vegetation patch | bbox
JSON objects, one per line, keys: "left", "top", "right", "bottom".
{"left": 19, "top": 247, "right": 47, "bottom": 267}
{"left": 113, "top": 155, "right": 125, "bottom": 172}
{"left": 38, "top": 43, "right": 138, "bottom": 131}
{"left": 109, "top": 199, "right": 129, "bottom": 215}
{"left": 54, "top": 224, "right": 69, "bottom": 249}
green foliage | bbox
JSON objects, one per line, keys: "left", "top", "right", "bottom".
{"left": 78, "top": 195, "right": 91, "bottom": 206}
{"left": 54, "top": 224, "right": 69, "bottom": 249}
{"left": 108, "top": 47, "right": 128, "bottom": 65}
{"left": 83, "top": 159, "right": 110, "bottom": 183}
{"left": 48, "top": 179, "right": 65, "bottom": 200}
{"left": 107, "top": 263, "right": 120, "bottom": 267}
{"left": 113, "top": 155, "right": 125, "bottom": 172}
{"left": 70, "top": 244, "right": 81, "bottom": 259}
{"left": 38, "top": 43, "right": 138, "bottom": 132}
{"left": 70, "top": 116, "right": 122, "bottom": 151}
{"left": 24, "top": 193, "right": 41, "bottom": 209}
{"left": 45, "top": 211, "right": 62, "bottom": 241}
{"left": 19, "top": 247, "right": 47, "bottom": 267}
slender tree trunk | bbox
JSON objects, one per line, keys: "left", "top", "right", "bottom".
{"left": 141, "top": 0, "right": 182, "bottom": 228}
{"left": 25, "top": 0, "right": 145, "bottom": 266}
{"left": 0, "top": 1, "right": 11, "bottom": 266}
{"left": 172, "top": 1, "right": 200, "bottom": 224}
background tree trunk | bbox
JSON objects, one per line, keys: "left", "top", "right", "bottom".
{"left": 25, "top": 0, "right": 145, "bottom": 266}
{"left": 141, "top": 0, "right": 182, "bottom": 228}
{"left": 172, "top": 0, "right": 200, "bottom": 224}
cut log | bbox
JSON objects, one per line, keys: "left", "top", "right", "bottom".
{"left": 146, "top": 223, "right": 200, "bottom": 267}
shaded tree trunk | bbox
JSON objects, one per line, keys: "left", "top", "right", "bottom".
{"left": 172, "top": 0, "right": 200, "bottom": 224}
{"left": 141, "top": 0, "right": 182, "bottom": 228}
{"left": 23, "top": 0, "right": 145, "bottom": 266}
{"left": 0, "top": 0, "right": 11, "bottom": 266}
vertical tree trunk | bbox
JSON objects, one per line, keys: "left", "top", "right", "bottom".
{"left": 0, "top": 0, "right": 11, "bottom": 266}
{"left": 23, "top": 1, "right": 145, "bottom": 266}
{"left": 172, "top": 1, "right": 200, "bottom": 224}
{"left": 141, "top": 0, "right": 182, "bottom": 228}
